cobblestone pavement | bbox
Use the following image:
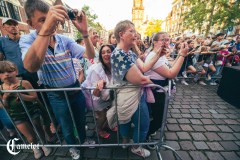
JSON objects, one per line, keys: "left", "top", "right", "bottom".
{"left": 1, "top": 83, "right": 240, "bottom": 160}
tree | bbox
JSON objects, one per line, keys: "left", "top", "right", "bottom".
{"left": 182, "top": 0, "right": 240, "bottom": 36}
{"left": 213, "top": 0, "right": 240, "bottom": 30}
{"left": 144, "top": 19, "right": 162, "bottom": 37}
{"left": 77, "top": 5, "right": 104, "bottom": 38}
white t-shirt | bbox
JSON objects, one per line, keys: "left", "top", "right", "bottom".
{"left": 144, "top": 51, "right": 169, "bottom": 80}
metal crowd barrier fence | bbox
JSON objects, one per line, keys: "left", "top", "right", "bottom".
{"left": 0, "top": 83, "right": 182, "bottom": 160}
{"left": 168, "top": 51, "right": 224, "bottom": 81}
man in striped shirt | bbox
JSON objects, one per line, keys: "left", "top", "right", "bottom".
{"left": 19, "top": 0, "right": 95, "bottom": 159}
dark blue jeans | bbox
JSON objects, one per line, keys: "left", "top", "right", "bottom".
{"left": 119, "top": 93, "right": 149, "bottom": 143}
{"left": 46, "top": 90, "right": 86, "bottom": 144}
{"left": 0, "top": 108, "right": 14, "bottom": 130}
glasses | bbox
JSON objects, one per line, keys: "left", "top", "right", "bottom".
{"left": 157, "top": 39, "right": 170, "bottom": 42}
{"left": 125, "top": 29, "right": 136, "bottom": 34}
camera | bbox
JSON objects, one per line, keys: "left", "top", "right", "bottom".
{"left": 67, "top": 8, "right": 77, "bottom": 20}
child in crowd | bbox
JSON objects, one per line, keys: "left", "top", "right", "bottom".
{"left": 0, "top": 61, "right": 52, "bottom": 159}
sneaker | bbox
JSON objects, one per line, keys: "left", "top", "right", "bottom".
{"left": 131, "top": 146, "right": 151, "bottom": 158}
{"left": 150, "top": 132, "right": 157, "bottom": 137}
{"left": 182, "top": 71, "right": 188, "bottom": 78}
{"left": 85, "top": 125, "right": 88, "bottom": 131}
{"left": 42, "top": 146, "right": 52, "bottom": 156}
{"left": 146, "top": 138, "right": 157, "bottom": 150}
{"left": 33, "top": 148, "right": 43, "bottom": 159}
{"left": 209, "top": 82, "right": 217, "bottom": 86}
{"left": 69, "top": 148, "right": 80, "bottom": 160}
{"left": 181, "top": 80, "right": 189, "bottom": 85}
{"left": 98, "top": 130, "right": 110, "bottom": 139}
{"left": 83, "top": 139, "right": 96, "bottom": 148}
{"left": 199, "top": 81, "right": 207, "bottom": 85}
{"left": 206, "top": 74, "right": 211, "bottom": 81}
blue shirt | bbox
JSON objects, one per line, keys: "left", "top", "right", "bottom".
{"left": 19, "top": 31, "right": 85, "bottom": 87}
{"left": 0, "top": 36, "right": 26, "bottom": 75}
{"left": 111, "top": 47, "right": 138, "bottom": 85}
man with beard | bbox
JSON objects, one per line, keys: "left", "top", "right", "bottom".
{"left": 0, "top": 17, "right": 56, "bottom": 146}
{"left": 0, "top": 18, "right": 26, "bottom": 77}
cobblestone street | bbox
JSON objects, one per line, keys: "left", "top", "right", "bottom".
{"left": 1, "top": 83, "right": 240, "bottom": 160}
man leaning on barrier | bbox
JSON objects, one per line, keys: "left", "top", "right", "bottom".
{"left": 19, "top": 0, "right": 95, "bottom": 159}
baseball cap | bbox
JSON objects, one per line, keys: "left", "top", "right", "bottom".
{"left": 2, "top": 18, "right": 18, "bottom": 25}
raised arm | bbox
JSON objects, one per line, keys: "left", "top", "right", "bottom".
{"left": 136, "top": 46, "right": 164, "bottom": 73}
{"left": 23, "top": 5, "right": 69, "bottom": 72}
{"left": 154, "top": 42, "right": 189, "bottom": 79}
{"left": 72, "top": 11, "right": 95, "bottom": 59}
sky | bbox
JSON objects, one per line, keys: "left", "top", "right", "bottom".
{"left": 64, "top": 0, "right": 173, "bottom": 30}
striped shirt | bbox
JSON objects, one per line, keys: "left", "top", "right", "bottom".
{"left": 20, "top": 31, "right": 85, "bottom": 87}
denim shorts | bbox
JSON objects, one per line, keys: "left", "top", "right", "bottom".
{"left": 14, "top": 113, "right": 40, "bottom": 125}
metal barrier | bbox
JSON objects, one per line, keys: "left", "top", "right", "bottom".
{"left": 0, "top": 83, "right": 182, "bottom": 159}
{"left": 169, "top": 51, "right": 224, "bottom": 81}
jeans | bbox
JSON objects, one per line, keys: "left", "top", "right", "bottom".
{"left": 47, "top": 90, "right": 86, "bottom": 144}
{"left": 119, "top": 93, "right": 149, "bottom": 143}
{"left": 211, "top": 65, "right": 223, "bottom": 82}
{"left": 0, "top": 108, "right": 14, "bottom": 129}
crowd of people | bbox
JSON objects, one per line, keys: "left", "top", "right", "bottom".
{"left": 0, "top": 0, "right": 240, "bottom": 159}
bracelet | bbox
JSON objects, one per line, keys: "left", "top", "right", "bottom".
{"left": 179, "top": 54, "right": 186, "bottom": 58}
{"left": 83, "top": 34, "right": 89, "bottom": 39}
{"left": 38, "top": 32, "right": 54, "bottom": 37}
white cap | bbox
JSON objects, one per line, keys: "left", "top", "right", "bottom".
{"left": 2, "top": 18, "right": 18, "bottom": 25}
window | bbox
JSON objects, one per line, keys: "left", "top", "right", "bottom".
{"left": 6, "top": 2, "right": 21, "bottom": 21}
{"left": 0, "top": 1, "right": 8, "bottom": 17}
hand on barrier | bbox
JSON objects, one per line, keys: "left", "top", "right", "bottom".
{"left": 93, "top": 80, "right": 106, "bottom": 97}
{"left": 96, "top": 80, "right": 106, "bottom": 91}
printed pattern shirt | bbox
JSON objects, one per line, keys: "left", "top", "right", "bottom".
{"left": 111, "top": 47, "right": 138, "bottom": 85}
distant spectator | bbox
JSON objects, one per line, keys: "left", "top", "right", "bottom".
{"left": 76, "top": 38, "right": 85, "bottom": 46}
{"left": 108, "top": 32, "right": 117, "bottom": 49}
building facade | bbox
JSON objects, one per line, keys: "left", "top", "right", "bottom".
{"left": 163, "top": 0, "right": 240, "bottom": 37}
{"left": 132, "top": 0, "right": 144, "bottom": 36}
{"left": 0, "top": 0, "right": 29, "bottom": 36}
{"left": 0, "top": 0, "right": 76, "bottom": 38}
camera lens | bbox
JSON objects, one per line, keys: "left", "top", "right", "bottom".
{"left": 67, "top": 9, "right": 77, "bottom": 20}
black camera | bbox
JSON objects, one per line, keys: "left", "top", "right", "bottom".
{"left": 67, "top": 8, "right": 77, "bottom": 20}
